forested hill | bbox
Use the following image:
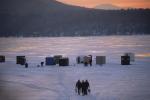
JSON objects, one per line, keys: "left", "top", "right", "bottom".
{"left": 0, "top": 0, "right": 150, "bottom": 37}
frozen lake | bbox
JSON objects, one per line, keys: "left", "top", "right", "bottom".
{"left": 0, "top": 35, "right": 150, "bottom": 100}
{"left": 0, "top": 35, "right": 150, "bottom": 63}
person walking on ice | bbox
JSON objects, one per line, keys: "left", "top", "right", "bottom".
{"left": 75, "top": 80, "right": 82, "bottom": 95}
{"left": 81, "top": 80, "right": 90, "bottom": 95}
{"left": 85, "top": 80, "right": 90, "bottom": 94}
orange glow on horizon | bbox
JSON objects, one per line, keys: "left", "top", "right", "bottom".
{"left": 57, "top": 0, "right": 150, "bottom": 8}
{"left": 136, "top": 53, "right": 150, "bottom": 57}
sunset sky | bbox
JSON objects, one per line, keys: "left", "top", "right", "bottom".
{"left": 57, "top": 0, "right": 150, "bottom": 8}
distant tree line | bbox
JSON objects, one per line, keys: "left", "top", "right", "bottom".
{"left": 0, "top": 0, "right": 149, "bottom": 37}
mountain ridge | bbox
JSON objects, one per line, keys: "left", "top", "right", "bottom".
{"left": 95, "top": 4, "right": 121, "bottom": 10}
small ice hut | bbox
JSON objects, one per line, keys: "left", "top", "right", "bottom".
{"left": 45, "top": 57, "right": 55, "bottom": 65}
{"left": 96, "top": 56, "right": 106, "bottom": 65}
{"left": 59, "top": 57, "right": 69, "bottom": 66}
{"left": 54, "top": 55, "right": 62, "bottom": 64}
{"left": 121, "top": 55, "right": 130, "bottom": 65}
{"left": 16, "top": 56, "right": 26, "bottom": 65}
{"left": 0, "top": 55, "right": 5, "bottom": 62}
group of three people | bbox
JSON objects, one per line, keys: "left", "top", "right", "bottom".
{"left": 75, "top": 80, "right": 90, "bottom": 96}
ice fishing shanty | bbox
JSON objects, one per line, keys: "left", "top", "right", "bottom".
{"left": 45, "top": 57, "right": 56, "bottom": 65}
{"left": 16, "top": 56, "right": 26, "bottom": 65}
{"left": 96, "top": 56, "right": 106, "bottom": 65}
{"left": 54, "top": 55, "right": 62, "bottom": 64}
{"left": 59, "top": 57, "right": 69, "bottom": 66}
{"left": 121, "top": 55, "right": 130, "bottom": 65}
{"left": 0, "top": 55, "right": 5, "bottom": 62}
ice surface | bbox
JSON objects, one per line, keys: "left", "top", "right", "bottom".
{"left": 0, "top": 59, "right": 150, "bottom": 100}
{"left": 0, "top": 36, "right": 150, "bottom": 100}
{"left": 0, "top": 36, "right": 150, "bottom": 63}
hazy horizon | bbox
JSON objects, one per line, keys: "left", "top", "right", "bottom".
{"left": 57, "top": 0, "right": 150, "bottom": 9}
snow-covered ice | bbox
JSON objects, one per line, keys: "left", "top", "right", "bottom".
{"left": 0, "top": 58, "right": 150, "bottom": 100}
{"left": 0, "top": 36, "right": 150, "bottom": 100}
